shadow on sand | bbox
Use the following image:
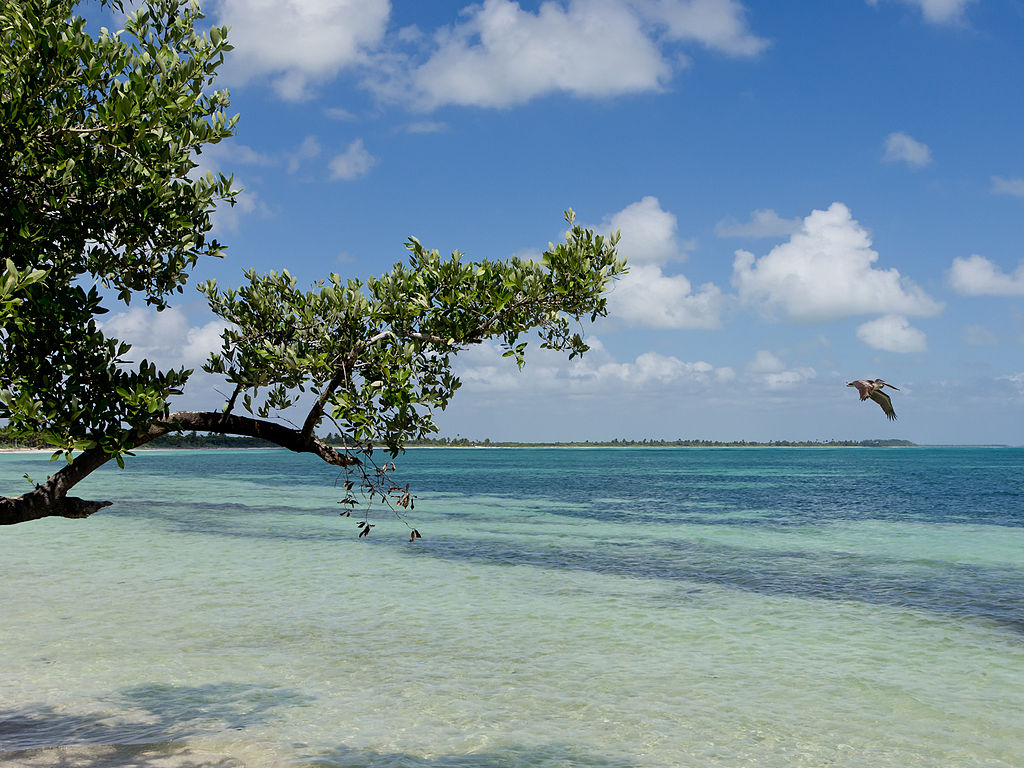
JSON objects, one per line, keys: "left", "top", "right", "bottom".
{"left": 0, "top": 682, "right": 307, "bottom": 767}
{"left": 0, "top": 683, "right": 635, "bottom": 768}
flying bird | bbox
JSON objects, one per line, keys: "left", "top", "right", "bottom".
{"left": 846, "top": 379, "right": 900, "bottom": 421}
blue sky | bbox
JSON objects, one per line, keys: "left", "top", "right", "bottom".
{"left": 98, "top": 0, "right": 1024, "bottom": 445}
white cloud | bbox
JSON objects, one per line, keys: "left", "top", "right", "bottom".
{"left": 395, "top": 0, "right": 764, "bottom": 109}
{"left": 760, "top": 367, "right": 816, "bottom": 390}
{"left": 329, "top": 139, "right": 376, "bottom": 180}
{"left": 882, "top": 131, "right": 932, "bottom": 168}
{"left": 715, "top": 208, "right": 801, "bottom": 238}
{"left": 855, "top": 314, "right": 927, "bottom": 354}
{"left": 213, "top": 0, "right": 390, "bottom": 100}
{"left": 999, "top": 372, "right": 1024, "bottom": 393}
{"left": 210, "top": 184, "right": 273, "bottom": 233}
{"left": 455, "top": 337, "right": 733, "bottom": 393}
{"left": 991, "top": 176, "right": 1024, "bottom": 197}
{"left": 608, "top": 264, "right": 723, "bottom": 329}
{"left": 631, "top": 0, "right": 769, "bottom": 55}
{"left": 868, "top": 0, "right": 976, "bottom": 24}
{"left": 219, "top": 144, "right": 276, "bottom": 167}
{"left": 598, "top": 196, "right": 720, "bottom": 329}
{"left": 190, "top": 144, "right": 273, "bottom": 233}
{"left": 949, "top": 254, "right": 1024, "bottom": 296}
{"left": 732, "top": 202, "right": 943, "bottom": 323}
{"left": 405, "top": 121, "right": 449, "bottom": 134}
{"left": 211, "top": 0, "right": 765, "bottom": 108}
{"left": 287, "top": 136, "right": 323, "bottom": 173}
{"left": 324, "top": 107, "right": 358, "bottom": 121}
{"left": 601, "top": 196, "right": 690, "bottom": 264}
{"left": 744, "top": 350, "right": 814, "bottom": 389}
{"left": 102, "top": 307, "right": 229, "bottom": 369}
{"left": 403, "top": 0, "right": 668, "bottom": 109}
{"left": 596, "top": 197, "right": 722, "bottom": 329}
{"left": 746, "top": 350, "right": 784, "bottom": 373}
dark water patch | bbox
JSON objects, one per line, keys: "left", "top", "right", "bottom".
{"left": 305, "top": 741, "right": 638, "bottom": 768}
{"left": 10, "top": 446, "right": 1022, "bottom": 528}
{"left": 407, "top": 534, "right": 1024, "bottom": 635}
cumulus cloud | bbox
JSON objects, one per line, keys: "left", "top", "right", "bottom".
{"left": 213, "top": 0, "right": 390, "bottom": 100}
{"left": 856, "top": 314, "right": 927, "bottom": 353}
{"left": 329, "top": 139, "right": 376, "bottom": 180}
{"left": 883, "top": 132, "right": 932, "bottom": 168}
{"left": 715, "top": 208, "right": 801, "bottom": 238}
{"left": 949, "top": 254, "right": 1024, "bottom": 296}
{"left": 867, "top": 0, "right": 976, "bottom": 24}
{"left": 102, "top": 307, "right": 229, "bottom": 369}
{"left": 626, "top": 0, "right": 767, "bottom": 57}
{"left": 746, "top": 350, "right": 784, "bottom": 373}
{"left": 608, "top": 264, "right": 724, "bottom": 329}
{"left": 393, "top": 0, "right": 765, "bottom": 109}
{"left": 760, "top": 368, "right": 816, "bottom": 390}
{"left": 454, "top": 337, "right": 733, "bottom": 393}
{"left": 402, "top": 0, "right": 668, "bottom": 109}
{"left": 744, "top": 350, "right": 815, "bottom": 389}
{"left": 210, "top": 0, "right": 766, "bottom": 108}
{"left": 732, "top": 202, "right": 943, "bottom": 323}
{"left": 601, "top": 196, "right": 690, "bottom": 264}
{"left": 596, "top": 197, "right": 722, "bottom": 329}
{"left": 991, "top": 176, "right": 1024, "bottom": 197}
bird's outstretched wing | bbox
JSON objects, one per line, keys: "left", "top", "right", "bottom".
{"left": 869, "top": 389, "right": 897, "bottom": 420}
{"left": 849, "top": 380, "right": 872, "bottom": 399}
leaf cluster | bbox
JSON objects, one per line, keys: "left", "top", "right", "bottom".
{"left": 1, "top": 0, "right": 237, "bottom": 454}
{"left": 201, "top": 212, "right": 625, "bottom": 456}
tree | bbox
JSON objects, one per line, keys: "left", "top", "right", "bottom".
{"left": 0, "top": 0, "right": 626, "bottom": 525}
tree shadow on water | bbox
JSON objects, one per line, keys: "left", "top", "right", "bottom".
{"left": 305, "top": 741, "right": 639, "bottom": 768}
{"left": 0, "top": 682, "right": 312, "bottom": 767}
{"left": 409, "top": 534, "right": 1024, "bottom": 635}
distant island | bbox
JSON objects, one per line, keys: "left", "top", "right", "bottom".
{"left": 0, "top": 428, "right": 915, "bottom": 450}
{"left": 400, "top": 437, "right": 917, "bottom": 448}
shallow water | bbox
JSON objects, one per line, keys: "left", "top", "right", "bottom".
{"left": 1, "top": 447, "right": 1022, "bottom": 767}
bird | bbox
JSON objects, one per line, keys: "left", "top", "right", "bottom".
{"left": 846, "top": 379, "right": 900, "bottom": 421}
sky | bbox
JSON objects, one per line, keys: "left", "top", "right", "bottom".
{"left": 96, "top": 0, "right": 1024, "bottom": 445}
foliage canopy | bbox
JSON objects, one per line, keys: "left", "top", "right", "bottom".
{"left": 0, "top": 0, "right": 625, "bottom": 526}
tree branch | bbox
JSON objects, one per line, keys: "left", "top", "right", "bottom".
{"left": 0, "top": 410, "right": 360, "bottom": 525}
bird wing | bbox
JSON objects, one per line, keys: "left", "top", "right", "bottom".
{"left": 868, "top": 389, "right": 897, "bottom": 420}
{"left": 850, "top": 380, "right": 872, "bottom": 399}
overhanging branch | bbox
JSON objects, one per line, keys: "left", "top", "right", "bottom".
{"left": 0, "top": 410, "right": 360, "bottom": 525}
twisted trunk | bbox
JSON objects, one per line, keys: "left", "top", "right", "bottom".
{"left": 0, "top": 410, "right": 359, "bottom": 525}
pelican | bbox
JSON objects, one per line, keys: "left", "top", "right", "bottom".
{"left": 846, "top": 379, "right": 899, "bottom": 421}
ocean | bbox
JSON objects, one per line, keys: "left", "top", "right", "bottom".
{"left": 1, "top": 446, "right": 1021, "bottom": 767}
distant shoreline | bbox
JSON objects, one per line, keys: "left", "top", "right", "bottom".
{"left": 6, "top": 440, "right": 1020, "bottom": 454}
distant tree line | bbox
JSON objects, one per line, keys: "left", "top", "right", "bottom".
{"left": 395, "top": 436, "right": 917, "bottom": 448}
{"left": 1, "top": 428, "right": 915, "bottom": 450}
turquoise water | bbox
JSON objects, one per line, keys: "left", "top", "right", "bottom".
{"left": 1, "top": 446, "right": 1022, "bottom": 767}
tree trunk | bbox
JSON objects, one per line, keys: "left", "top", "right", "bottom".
{"left": 0, "top": 411, "right": 359, "bottom": 525}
